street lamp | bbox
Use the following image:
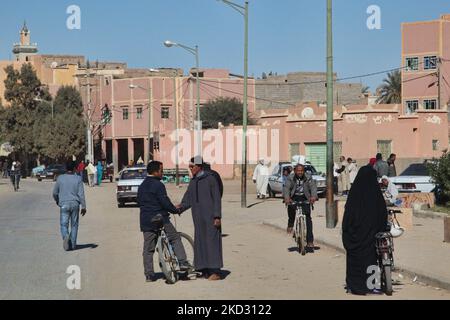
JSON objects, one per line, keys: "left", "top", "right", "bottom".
{"left": 164, "top": 40, "right": 202, "bottom": 156}
{"left": 218, "top": 0, "right": 249, "bottom": 209}
{"left": 129, "top": 84, "right": 154, "bottom": 163}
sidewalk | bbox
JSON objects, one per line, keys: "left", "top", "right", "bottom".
{"left": 261, "top": 201, "right": 450, "bottom": 291}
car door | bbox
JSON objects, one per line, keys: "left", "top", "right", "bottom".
{"left": 272, "top": 165, "right": 284, "bottom": 193}
{"left": 269, "top": 164, "right": 280, "bottom": 192}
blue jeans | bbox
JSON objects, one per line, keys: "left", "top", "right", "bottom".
{"left": 60, "top": 202, "right": 80, "bottom": 248}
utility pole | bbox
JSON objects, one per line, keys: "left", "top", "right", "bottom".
{"left": 326, "top": 0, "right": 336, "bottom": 228}
{"left": 148, "top": 88, "right": 154, "bottom": 161}
{"left": 438, "top": 57, "right": 442, "bottom": 109}
{"left": 86, "top": 71, "right": 93, "bottom": 164}
{"left": 173, "top": 71, "right": 180, "bottom": 186}
{"left": 218, "top": 0, "right": 249, "bottom": 208}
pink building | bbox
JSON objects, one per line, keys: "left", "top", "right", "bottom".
{"left": 402, "top": 14, "right": 450, "bottom": 116}
{"left": 89, "top": 68, "right": 256, "bottom": 173}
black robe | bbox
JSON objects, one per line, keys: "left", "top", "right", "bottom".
{"left": 342, "top": 165, "right": 388, "bottom": 295}
{"left": 181, "top": 170, "right": 223, "bottom": 270}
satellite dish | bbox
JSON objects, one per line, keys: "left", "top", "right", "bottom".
{"left": 301, "top": 107, "right": 315, "bottom": 119}
{"left": 51, "top": 61, "right": 58, "bottom": 69}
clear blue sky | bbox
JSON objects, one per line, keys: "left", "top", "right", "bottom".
{"left": 0, "top": 0, "right": 448, "bottom": 91}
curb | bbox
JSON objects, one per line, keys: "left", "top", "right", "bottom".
{"left": 413, "top": 209, "right": 448, "bottom": 220}
{"left": 261, "top": 221, "right": 450, "bottom": 292}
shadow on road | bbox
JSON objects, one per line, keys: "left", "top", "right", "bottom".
{"left": 74, "top": 243, "right": 99, "bottom": 250}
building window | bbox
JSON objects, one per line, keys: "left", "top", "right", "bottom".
{"left": 122, "top": 108, "right": 129, "bottom": 120}
{"left": 405, "top": 57, "right": 419, "bottom": 71}
{"left": 432, "top": 140, "right": 439, "bottom": 151}
{"left": 161, "top": 107, "right": 170, "bottom": 119}
{"left": 289, "top": 143, "right": 300, "bottom": 160}
{"left": 424, "top": 99, "right": 437, "bottom": 110}
{"left": 424, "top": 56, "right": 438, "bottom": 70}
{"left": 377, "top": 140, "right": 392, "bottom": 161}
{"left": 136, "top": 107, "right": 143, "bottom": 119}
{"left": 405, "top": 100, "right": 419, "bottom": 114}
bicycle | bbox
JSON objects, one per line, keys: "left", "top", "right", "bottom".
{"left": 375, "top": 209, "right": 402, "bottom": 296}
{"left": 151, "top": 214, "right": 195, "bottom": 284}
{"left": 290, "top": 200, "right": 314, "bottom": 256}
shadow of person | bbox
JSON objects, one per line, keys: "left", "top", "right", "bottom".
{"left": 73, "top": 243, "right": 99, "bottom": 251}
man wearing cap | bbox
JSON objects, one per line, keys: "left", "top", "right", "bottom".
{"left": 179, "top": 156, "right": 223, "bottom": 281}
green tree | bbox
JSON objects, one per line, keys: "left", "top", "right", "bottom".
{"left": 35, "top": 86, "right": 86, "bottom": 162}
{"left": 0, "top": 64, "right": 51, "bottom": 172}
{"left": 427, "top": 151, "right": 450, "bottom": 205}
{"left": 376, "top": 70, "right": 402, "bottom": 104}
{"left": 200, "top": 97, "right": 256, "bottom": 129}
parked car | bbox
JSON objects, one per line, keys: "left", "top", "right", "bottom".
{"left": 388, "top": 163, "right": 434, "bottom": 193}
{"left": 32, "top": 165, "right": 46, "bottom": 177}
{"left": 37, "top": 164, "right": 67, "bottom": 182}
{"left": 116, "top": 166, "right": 147, "bottom": 207}
{"left": 268, "top": 162, "right": 326, "bottom": 198}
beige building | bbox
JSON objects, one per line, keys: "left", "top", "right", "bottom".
{"left": 0, "top": 23, "right": 86, "bottom": 104}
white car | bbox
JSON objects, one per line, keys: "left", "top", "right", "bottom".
{"left": 268, "top": 162, "right": 326, "bottom": 198}
{"left": 388, "top": 163, "right": 434, "bottom": 193}
{"left": 116, "top": 166, "right": 147, "bottom": 207}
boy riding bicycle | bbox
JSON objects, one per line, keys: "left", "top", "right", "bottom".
{"left": 283, "top": 164, "right": 318, "bottom": 253}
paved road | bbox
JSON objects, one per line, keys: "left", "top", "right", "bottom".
{"left": 1, "top": 178, "right": 449, "bottom": 299}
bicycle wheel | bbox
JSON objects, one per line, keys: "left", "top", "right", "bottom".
{"left": 299, "top": 216, "right": 306, "bottom": 256}
{"left": 179, "top": 232, "right": 195, "bottom": 270}
{"left": 383, "top": 265, "right": 393, "bottom": 296}
{"left": 157, "top": 238, "right": 179, "bottom": 284}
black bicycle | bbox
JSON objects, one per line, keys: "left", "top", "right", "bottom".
{"left": 375, "top": 209, "right": 402, "bottom": 296}
{"left": 151, "top": 215, "right": 195, "bottom": 284}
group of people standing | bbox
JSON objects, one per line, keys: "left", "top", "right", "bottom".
{"left": 334, "top": 156, "right": 358, "bottom": 196}
{"left": 74, "top": 160, "right": 105, "bottom": 187}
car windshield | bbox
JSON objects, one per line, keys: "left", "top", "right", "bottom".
{"left": 400, "top": 164, "right": 429, "bottom": 176}
{"left": 121, "top": 169, "right": 147, "bottom": 180}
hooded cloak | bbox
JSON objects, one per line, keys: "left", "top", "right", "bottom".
{"left": 342, "top": 165, "right": 388, "bottom": 294}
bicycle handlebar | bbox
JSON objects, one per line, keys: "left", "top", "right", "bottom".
{"left": 388, "top": 209, "right": 402, "bottom": 214}
{"left": 290, "top": 201, "right": 315, "bottom": 211}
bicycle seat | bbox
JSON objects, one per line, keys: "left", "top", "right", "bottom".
{"left": 151, "top": 214, "right": 164, "bottom": 229}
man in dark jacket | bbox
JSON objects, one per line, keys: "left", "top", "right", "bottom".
{"left": 373, "top": 153, "right": 389, "bottom": 178}
{"left": 137, "top": 161, "right": 191, "bottom": 282}
{"left": 283, "top": 164, "right": 318, "bottom": 252}
{"left": 203, "top": 162, "right": 223, "bottom": 198}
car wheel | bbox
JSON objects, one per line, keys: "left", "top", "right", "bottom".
{"left": 37, "top": 178, "right": 42, "bottom": 182}
{"left": 110, "top": 176, "right": 113, "bottom": 183}
{"left": 118, "top": 202, "right": 125, "bottom": 208}
{"left": 53, "top": 175, "right": 57, "bottom": 182}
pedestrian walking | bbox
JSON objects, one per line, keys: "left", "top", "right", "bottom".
{"left": 96, "top": 161, "right": 103, "bottom": 186}
{"left": 387, "top": 154, "right": 397, "bottom": 177}
{"left": 336, "top": 156, "right": 350, "bottom": 195}
{"left": 179, "top": 156, "right": 223, "bottom": 281}
{"left": 85, "top": 160, "right": 95, "bottom": 187}
{"left": 252, "top": 159, "right": 270, "bottom": 199}
{"left": 373, "top": 153, "right": 389, "bottom": 179}
{"left": 76, "top": 160, "right": 86, "bottom": 178}
{"left": 10, "top": 161, "right": 21, "bottom": 191}
{"left": 52, "top": 160, "right": 87, "bottom": 251}
{"left": 137, "top": 161, "right": 191, "bottom": 282}
{"left": 2, "top": 160, "right": 8, "bottom": 178}
{"left": 342, "top": 165, "right": 388, "bottom": 295}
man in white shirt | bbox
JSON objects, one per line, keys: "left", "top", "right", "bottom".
{"left": 381, "top": 175, "right": 402, "bottom": 207}
{"left": 252, "top": 159, "right": 270, "bottom": 199}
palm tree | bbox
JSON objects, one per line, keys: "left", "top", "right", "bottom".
{"left": 361, "top": 85, "right": 370, "bottom": 95}
{"left": 376, "top": 70, "right": 401, "bottom": 104}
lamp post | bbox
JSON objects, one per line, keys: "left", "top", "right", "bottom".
{"left": 164, "top": 40, "right": 202, "bottom": 156}
{"left": 218, "top": 0, "right": 249, "bottom": 208}
{"left": 129, "top": 84, "right": 153, "bottom": 162}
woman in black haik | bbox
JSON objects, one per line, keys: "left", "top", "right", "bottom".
{"left": 342, "top": 165, "right": 388, "bottom": 295}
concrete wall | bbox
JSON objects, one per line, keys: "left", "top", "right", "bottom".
{"left": 255, "top": 72, "right": 363, "bottom": 110}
